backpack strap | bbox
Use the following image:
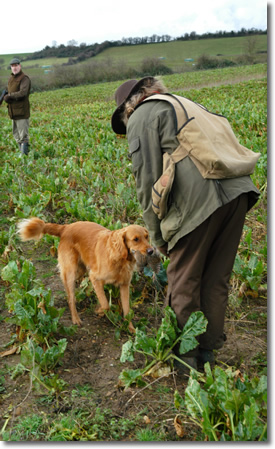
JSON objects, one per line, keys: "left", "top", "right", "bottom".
{"left": 143, "top": 93, "right": 190, "bottom": 162}
{"left": 143, "top": 93, "right": 190, "bottom": 132}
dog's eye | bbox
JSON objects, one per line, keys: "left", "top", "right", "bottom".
{"left": 134, "top": 237, "right": 139, "bottom": 242}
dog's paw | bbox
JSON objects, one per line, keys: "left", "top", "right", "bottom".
{"left": 72, "top": 315, "right": 82, "bottom": 326}
{"left": 128, "top": 321, "right": 136, "bottom": 334}
{"left": 95, "top": 306, "right": 110, "bottom": 317}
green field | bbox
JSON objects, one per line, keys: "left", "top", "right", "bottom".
{"left": 0, "top": 35, "right": 267, "bottom": 89}
{"left": 94, "top": 35, "right": 267, "bottom": 69}
{"left": 0, "top": 65, "right": 267, "bottom": 441}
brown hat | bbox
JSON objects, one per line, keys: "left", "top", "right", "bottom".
{"left": 111, "top": 76, "right": 155, "bottom": 134}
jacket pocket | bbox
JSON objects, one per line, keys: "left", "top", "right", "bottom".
{"left": 129, "top": 136, "right": 142, "bottom": 170}
{"left": 160, "top": 203, "right": 183, "bottom": 242}
{"left": 11, "top": 103, "right": 25, "bottom": 118}
{"left": 152, "top": 155, "right": 176, "bottom": 220}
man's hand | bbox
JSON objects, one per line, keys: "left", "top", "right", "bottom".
{"left": 158, "top": 244, "right": 169, "bottom": 257}
{"left": 4, "top": 93, "right": 12, "bottom": 103}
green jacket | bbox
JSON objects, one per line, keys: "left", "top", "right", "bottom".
{"left": 7, "top": 71, "right": 31, "bottom": 119}
{"left": 127, "top": 98, "right": 260, "bottom": 251}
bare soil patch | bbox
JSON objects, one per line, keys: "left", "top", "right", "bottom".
{"left": 0, "top": 243, "right": 267, "bottom": 441}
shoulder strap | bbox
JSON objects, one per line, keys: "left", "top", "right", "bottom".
{"left": 143, "top": 93, "right": 190, "bottom": 132}
{"left": 143, "top": 93, "right": 190, "bottom": 163}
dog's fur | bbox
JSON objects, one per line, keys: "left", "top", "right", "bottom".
{"left": 18, "top": 218, "right": 154, "bottom": 332}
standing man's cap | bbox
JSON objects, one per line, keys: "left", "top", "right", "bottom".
{"left": 10, "top": 58, "right": 21, "bottom": 65}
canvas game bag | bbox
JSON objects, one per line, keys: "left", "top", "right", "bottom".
{"left": 144, "top": 94, "right": 261, "bottom": 219}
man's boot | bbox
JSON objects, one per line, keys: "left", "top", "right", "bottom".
{"left": 20, "top": 142, "right": 29, "bottom": 155}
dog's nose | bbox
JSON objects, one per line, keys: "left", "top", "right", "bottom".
{"left": 147, "top": 248, "right": 154, "bottom": 256}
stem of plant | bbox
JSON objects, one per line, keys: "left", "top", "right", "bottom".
{"left": 229, "top": 411, "right": 236, "bottom": 441}
{"left": 172, "top": 354, "right": 201, "bottom": 375}
{"left": 142, "top": 359, "right": 159, "bottom": 376}
{"left": 259, "top": 423, "right": 267, "bottom": 441}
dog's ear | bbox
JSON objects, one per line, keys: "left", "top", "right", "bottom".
{"left": 110, "top": 229, "right": 128, "bottom": 260}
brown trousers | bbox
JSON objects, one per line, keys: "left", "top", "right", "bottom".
{"left": 167, "top": 193, "right": 248, "bottom": 352}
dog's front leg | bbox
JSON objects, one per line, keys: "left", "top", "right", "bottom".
{"left": 120, "top": 284, "right": 135, "bottom": 333}
{"left": 90, "top": 277, "right": 110, "bottom": 316}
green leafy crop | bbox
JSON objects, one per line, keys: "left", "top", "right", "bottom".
{"left": 1, "top": 257, "right": 76, "bottom": 392}
{"left": 174, "top": 363, "right": 267, "bottom": 441}
{"left": 119, "top": 307, "right": 208, "bottom": 388}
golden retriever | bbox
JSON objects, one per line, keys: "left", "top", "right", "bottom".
{"left": 18, "top": 218, "right": 154, "bottom": 332}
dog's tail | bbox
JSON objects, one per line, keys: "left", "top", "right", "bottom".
{"left": 18, "top": 217, "right": 65, "bottom": 241}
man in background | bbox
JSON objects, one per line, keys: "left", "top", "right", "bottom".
{"left": 3, "top": 58, "right": 31, "bottom": 155}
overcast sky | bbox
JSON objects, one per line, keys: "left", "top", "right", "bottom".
{"left": 0, "top": 0, "right": 267, "bottom": 55}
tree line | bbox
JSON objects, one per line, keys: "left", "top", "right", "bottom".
{"left": 24, "top": 28, "right": 267, "bottom": 65}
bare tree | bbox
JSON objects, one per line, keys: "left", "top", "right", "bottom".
{"left": 67, "top": 40, "right": 78, "bottom": 47}
{"left": 243, "top": 35, "right": 259, "bottom": 63}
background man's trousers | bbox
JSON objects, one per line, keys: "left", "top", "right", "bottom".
{"left": 12, "top": 119, "right": 29, "bottom": 144}
{"left": 167, "top": 193, "right": 248, "bottom": 352}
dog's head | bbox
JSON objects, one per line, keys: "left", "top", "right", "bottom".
{"left": 124, "top": 225, "right": 153, "bottom": 256}
{"left": 113, "top": 225, "right": 153, "bottom": 260}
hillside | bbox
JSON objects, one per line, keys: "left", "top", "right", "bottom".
{"left": 93, "top": 35, "right": 267, "bottom": 70}
{"left": 0, "top": 34, "right": 267, "bottom": 91}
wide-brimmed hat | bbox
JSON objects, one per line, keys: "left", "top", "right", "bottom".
{"left": 10, "top": 57, "right": 21, "bottom": 65}
{"left": 111, "top": 76, "right": 155, "bottom": 134}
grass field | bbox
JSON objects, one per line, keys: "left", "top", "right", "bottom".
{"left": 0, "top": 35, "right": 267, "bottom": 89}
{"left": 0, "top": 64, "right": 267, "bottom": 441}
{"left": 94, "top": 35, "right": 267, "bottom": 69}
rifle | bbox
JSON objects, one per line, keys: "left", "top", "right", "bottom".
{"left": 0, "top": 89, "right": 8, "bottom": 106}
